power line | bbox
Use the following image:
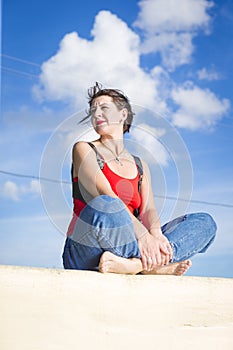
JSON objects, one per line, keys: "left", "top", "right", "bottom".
{"left": 1, "top": 66, "right": 39, "bottom": 79}
{"left": 1, "top": 53, "right": 41, "bottom": 67}
{"left": 154, "top": 194, "right": 233, "bottom": 208}
{"left": 0, "top": 170, "right": 70, "bottom": 184}
{"left": 1, "top": 54, "right": 41, "bottom": 80}
{"left": 1, "top": 169, "right": 233, "bottom": 209}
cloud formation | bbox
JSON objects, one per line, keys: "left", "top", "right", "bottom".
{"left": 131, "top": 123, "right": 169, "bottom": 166}
{"left": 171, "top": 82, "right": 230, "bottom": 130}
{"left": 34, "top": 10, "right": 165, "bottom": 113}
{"left": 33, "top": 4, "right": 229, "bottom": 132}
{"left": 1, "top": 180, "right": 40, "bottom": 201}
{"left": 197, "top": 67, "right": 221, "bottom": 81}
{"left": 134, "top": 0, "right": 214, "bottom": 70}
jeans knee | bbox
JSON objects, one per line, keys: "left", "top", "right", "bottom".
{"left": 80, "top": 195, "right": 132, "bottom": 230}
{"left": 198, "top": 212, "right": 217, "bottom": 239}
{"left": 87, "top": 195, "right": 125, "bottom": 214}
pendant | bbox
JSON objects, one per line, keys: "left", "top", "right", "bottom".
{"left": 115, "top": 157, "right": 123, "bottom": 166}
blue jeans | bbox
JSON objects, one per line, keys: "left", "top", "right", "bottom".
{"left": 62, "top": 195, "right": 217, "bottom": 271}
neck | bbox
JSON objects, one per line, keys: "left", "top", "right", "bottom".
{"left": 100, "top": 136, "right": 124, "bottom": 155}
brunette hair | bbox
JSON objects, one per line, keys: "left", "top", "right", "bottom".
{"left": 80, "top": 82, "right": 134, "bottom": 133}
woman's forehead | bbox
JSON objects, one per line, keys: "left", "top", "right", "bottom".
{"left": 92, "top": 95, "right": 113, "bottom": 106}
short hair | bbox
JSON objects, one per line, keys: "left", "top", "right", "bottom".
{"left": 80, "top": 82, "right": 134, "bottom": 133}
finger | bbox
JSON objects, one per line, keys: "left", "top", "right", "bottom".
{"left": 147, "top": 256, "right": 153, "bottom": 271}
{"left": 166, "top": 250, "right": 172, "bottom": 265}
{"left": 160, "top": 245, "right": 171, "bottom": 255}
{"left": 141, "top": 255, "right": 148, "bottom": 271}
{"left": 163, "top": 253, "right": 170, "bottom": 266}
{"left": 160, "top": 253, "right": 166, "bottom": 266}
{"left": 160, "top": 244, "right": 173, "bottom": 263}
{"left": 155, "top": 251, "right": 162, "bottom": 266}
{"left": 150, "top": 248, "right": 161, "bottom": 268}
{"left": 151, "top": 255, "right": 157, "bottom": 269}
{"left": 166, "top": 242, "right": 173, "bottom": 257}
{"left": 169, "top": 246, "right": 173, "bottom": 260}
{"left": 160, "top": 248, "right": 170, "bottom": 265}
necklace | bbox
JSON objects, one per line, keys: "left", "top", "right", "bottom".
{"left": 100, "top": 140, "right": 125, "bottom": 166}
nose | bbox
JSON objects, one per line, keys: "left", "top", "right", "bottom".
{"left": 91, "top": 106, "right": 102, "bottom": 126}
{"left": 91, "top": 105, "right": 101, "bottom": 120}
{"left": 95, "top": 105, "right": 103, "bottom": 117}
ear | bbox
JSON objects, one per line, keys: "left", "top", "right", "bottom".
{"left": 121, "top": 108, "right": 128, "bottom": 121}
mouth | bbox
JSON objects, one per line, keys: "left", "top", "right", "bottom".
{"left": 96, "top": 120, "right": 106, "bottom": 126}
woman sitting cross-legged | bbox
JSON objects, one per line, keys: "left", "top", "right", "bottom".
{"left": 62, "top": 82, "right": 217, "bottom": 275}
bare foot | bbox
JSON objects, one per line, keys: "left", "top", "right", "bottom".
{"left": 99, "top": 251, "right": 142, "bottom": 275}
{"left": 142, "top": 260, "right": 192, "bottom": 276}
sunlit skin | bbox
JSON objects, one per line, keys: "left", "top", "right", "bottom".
{"left": 73, "top": 95, "right": 191, "bottom": 275}
{"left": 99, "top": 251, "right": 192, "bottom": 275}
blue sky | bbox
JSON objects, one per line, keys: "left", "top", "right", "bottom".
{"left": 1, "top": 0, "right": 233, "bottom": 277}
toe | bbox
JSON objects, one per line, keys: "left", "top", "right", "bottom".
{"left": 100, "top": 262, "right": 109, "bottom": 273}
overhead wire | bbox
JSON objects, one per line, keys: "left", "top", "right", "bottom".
{"left": 1, "top": 52, "right": 233, "bottom": 209}
{"left": 1, "top": 169, "right": 233, "bottom": 209}
{"left": 1, "top": 53, "right": 41, "bottom": 67}
{"left": 1, "top": 66, "right": 39, "bottom": 79}
{"left": 2, "top": 52, "right": 233, "bottom": 130}
{"left": 0, "top": 170, "right": 70, "bottom": 184}
{"left": 1, "top": 53, "right": 40, "bottom": 81}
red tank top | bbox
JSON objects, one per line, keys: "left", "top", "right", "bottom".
{"left": 66, "top": 147, "right": 142, "bottom": 236}
{"left": 102, "top": 162, "right": 141, "bottom": 213}
{"left": 72, "top": 162, "right": 141, "bottom": 216}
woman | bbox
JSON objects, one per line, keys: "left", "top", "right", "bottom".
{"left": 62, "top": 82, "right": 216, "bottom": 275}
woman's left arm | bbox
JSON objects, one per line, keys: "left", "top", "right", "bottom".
{"left": 138, "top": 160, "right": 173, "bottom": 266}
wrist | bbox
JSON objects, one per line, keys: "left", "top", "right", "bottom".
{"left": 137, "top": 230, "right": 149, "bottom": 240}
{"left": 150, "top": 227, "right": 162, "bottom": 237}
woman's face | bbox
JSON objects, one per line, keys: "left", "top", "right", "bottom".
{"left": 91, "top": 95, "right": 125, "bottom": 135}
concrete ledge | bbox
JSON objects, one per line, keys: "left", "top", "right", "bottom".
{"left": 1, "top": 265, "right": 233, "bottom": 350}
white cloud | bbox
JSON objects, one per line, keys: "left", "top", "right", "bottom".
{"left": 2, "top": 181, "right": 20, "bottom": 201}
{"left": 171, "top": 82, "right": 230, "bottom": 130}
{"left": 26, "top": 180, "right": 41, "bottom": 194}
{"left": 141, "top": 32, "right": 194, "bottom": 70}
{"left": 33, "top": 10, "right": 166, "bottom": 113}
{"left": 31, "top": 6, "right": 230, "bottom": 134}
{"left": 131, "top": 124, "right": 169, "bottom": 166}
{"left": 135, "top": 0, "right": 213, "bottom": 33}
{"left": 1, "top": 180, "right": 41, "bottom": 201}
{"left": 197, "top": 67, "right": 221, "bottom": 81}
{"left": 134, "top": 0, "right": 214, "bottom": 70}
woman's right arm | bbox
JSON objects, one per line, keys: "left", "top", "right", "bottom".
{"left": 72, "top": 141, "right": 117, "bottom": 198}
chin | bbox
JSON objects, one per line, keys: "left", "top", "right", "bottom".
{"left": 95, "top": 125, "right": 109, "bottom": 135}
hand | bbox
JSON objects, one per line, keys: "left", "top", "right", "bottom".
{"left": 138, "top": 232, "right": 173, "bottom": 271}
{"left": 153, "top": 234, "right": 173, "bottom": 266}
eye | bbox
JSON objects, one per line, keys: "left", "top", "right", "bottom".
{"left": 90, "top": 107, "right": 96, "bottom": 115}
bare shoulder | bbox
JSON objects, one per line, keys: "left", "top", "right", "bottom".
{"left": 72, "top": 141, "right": 92, "bottom": 158}
{"left": 73, "top": 141, "right": 89, "bottom": 152}
{"left": 72, "top": 141, "right": 99, "bottom": 177}
{"left": 73, "top": 139, "right": 100, "bottom": 152}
